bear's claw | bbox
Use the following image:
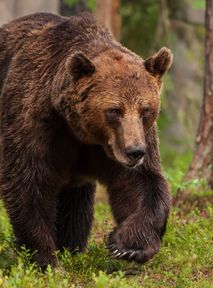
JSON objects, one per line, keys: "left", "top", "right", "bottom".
{"left": 108, "top": 243, "right": 159, "bottom": 263}
{"left": 109, "top": 247, "right": 147, "bottom": 263}
{"left": 129, "top": 251, "right": 137, "bottom": 259}
{"left": 118, "top": 251, "right": 129, "bottom": 258}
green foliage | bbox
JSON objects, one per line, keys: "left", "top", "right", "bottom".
{"left": 120, "top": 0, "right": 160, "bottom": 57}
{"left": 190, "top": 0, "right": 205, "bottom": 10}
{"left": 93, "top": 271, "right": 138, "bottom": 288}
{"left": 64, "top": 0, "right": 78, "bottom": 5}
{"left": 64, "top": 0, "right": 96, "bottom": 11}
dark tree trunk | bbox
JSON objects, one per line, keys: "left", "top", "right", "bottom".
{"left": 186, "top": 0, "right": 213, "bottom": 188}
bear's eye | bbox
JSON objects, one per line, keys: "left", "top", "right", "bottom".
{"left": 106, "top": 108, "right": 122, "bottom": 118}
{"left": 141, "top": 107, "right": 151, "bottom": 120}
{"left": 142, "top": 107, "right": 150, "bottom": 115}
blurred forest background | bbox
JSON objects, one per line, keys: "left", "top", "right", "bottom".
{"left": 0, "top": 0, "right": 205, "bottom": 159}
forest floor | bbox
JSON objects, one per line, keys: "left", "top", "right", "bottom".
{"left": 0, "top": 154, "right": 212, "bottom": 288}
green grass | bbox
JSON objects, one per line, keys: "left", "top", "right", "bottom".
{"left": 0, "top": 155, "right": 212, "bottom": 287}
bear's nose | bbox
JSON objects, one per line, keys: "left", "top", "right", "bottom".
{"left": 125, "top": 146, "right": 146, "bottom": 161}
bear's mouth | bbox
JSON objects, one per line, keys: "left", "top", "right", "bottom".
{"left": 122, "top": 156, "right": 144, "bottom": 169}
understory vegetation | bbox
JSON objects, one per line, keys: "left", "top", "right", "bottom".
{"left": 0, "top": 153, "right": 212, "bottom": 287}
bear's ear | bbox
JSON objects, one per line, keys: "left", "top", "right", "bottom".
{"left": 68, "top": 53, "right": 96, "bottom": 81}
{"left": 144, "top": 47, "right": 173, "bottom": 78}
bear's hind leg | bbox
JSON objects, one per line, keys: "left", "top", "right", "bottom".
{"left": 56, "top": 182, "right": 95, "bottom": 252}
{"left": 1, "top": 179, "right": 58, "bottom": 269}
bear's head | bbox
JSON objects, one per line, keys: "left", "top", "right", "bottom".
{"left": 55, "top": 47, "right": 172, "bottom": 168}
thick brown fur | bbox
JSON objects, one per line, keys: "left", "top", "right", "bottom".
{"left": 0, "top": 12, "right": 172, "bottom": 268}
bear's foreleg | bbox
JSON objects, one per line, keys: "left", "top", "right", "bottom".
{"left": 56, "top": 182, "right": 95, "bottom": 252}
{"left": 107, "top": 170, "right": 170, "bottom": 264}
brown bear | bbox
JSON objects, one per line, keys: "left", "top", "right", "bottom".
{"left": 0, "top": 12, "right": 172, "bottom": 268}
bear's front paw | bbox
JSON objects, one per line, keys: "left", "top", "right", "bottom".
{"left": 33, "top": 252, "right": 57, "bottom": 270}
{"left": 107, "top": 226, "right": 161, "bottom": 264}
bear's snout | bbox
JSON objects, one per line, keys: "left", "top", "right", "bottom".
{"left": 125, "top": 145, "right": 146, "bottom": 162}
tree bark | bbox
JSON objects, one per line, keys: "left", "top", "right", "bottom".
{"left": 186, "top": 0, "right": 213, "bottom": 188}
{"left": 96, "top": 0, "right": 121, "bottom": 40}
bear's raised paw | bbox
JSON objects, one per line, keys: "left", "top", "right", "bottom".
{"left": 107, "top": 228, "right": 161, "bottom": 264}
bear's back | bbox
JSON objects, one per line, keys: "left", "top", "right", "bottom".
{"left": 1, "top": 12, "right": 65, "bottom": 46}
{"left": 0, "top": 13, "right": 66, "bottom": 94}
